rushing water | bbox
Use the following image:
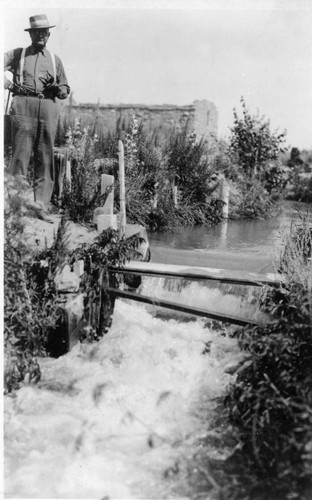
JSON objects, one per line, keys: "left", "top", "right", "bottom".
{"left": 5, "top": 301, "right": 241, "bottom": 499}
{"left": 4, "top": 201, "right": 311, "bottom": 499}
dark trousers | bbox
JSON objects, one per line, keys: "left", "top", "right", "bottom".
{"left": 9, "top": 95, "right": 58, "bottom": 208}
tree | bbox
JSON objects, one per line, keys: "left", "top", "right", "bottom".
{"left": 287, "top": 147, "right": 304, "bottom": 168}
{"left": 230, "top": 97, "right": 286, "bottom": 179}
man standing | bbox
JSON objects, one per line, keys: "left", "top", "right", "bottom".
{"left": 4, "top": 14, "right": 70, "bottom": 217}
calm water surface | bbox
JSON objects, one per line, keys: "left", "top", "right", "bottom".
{"left": 149, "top": 201, "right": 312, "bottom": 273}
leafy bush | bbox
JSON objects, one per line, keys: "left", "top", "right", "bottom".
{"left": 283, "top": 147, "right": 312, "bottom": 202}
{"left": 70, "top": 228, "right": 145, "bottom": 341}
{"left": 224, "top": 216, "right": 312, "bottom": 499}
{"left": 287, "top": 147, "right": 305, "bottom": 169}
{"left": 4, "top": 175, "right": 61, "bottom": 393}
{"left": 216, "top": 97, "right": 287, "bottom": 219}
{"left": 229, "top": 178, "right": 280, "bottom": 219}
{"left": 117, "top": 116, "right": 157, "bottom": 225}
{"left": 230, "top": 97, "right": 286, "bottom": 181}
{"left": 287, "top": 173, "right": 312, "bottom": 203}
{"left": 116, "top": 116, "right": 224, "bottom": 230}
{"left": 60, "top": 122, "right": 106, "bottom": 223}
{"left": 165, "top": 126, "right": 216, "bottom": 204}
{"left": 279, "top": 211, "right": 312, "bottom": 275}
{"left": 212, "top": 138, "right": 239, "bottom": 181}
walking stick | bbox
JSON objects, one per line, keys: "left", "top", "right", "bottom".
{"left": 5, "top": 89, "right": 12, "bottom": 115}
{"left": 4, "top": 89, "right": 12, "bottom": 148}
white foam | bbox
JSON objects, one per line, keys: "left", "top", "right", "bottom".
{"left": 4, "top": 299, "right": 239, "bottom": 499}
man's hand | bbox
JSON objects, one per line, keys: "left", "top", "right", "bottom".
{"left": 39, "top": 72, "right": 60, "bottom": 97}
{"left": 4, "top": 77, "right": 28, "bottom": 95}
{"left": 39, "top": 72, "right": 69, "bottom": 99}
{"left": 40, "top": 72, "right": 56, "bottom": 89}
{"left": 4, "top": 75, "right": 13, "bottom": 90}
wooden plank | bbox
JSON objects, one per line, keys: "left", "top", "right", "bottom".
{"left": 104, "top": 287, "right": 265, "bottom": 327}
{"left": 109, "top": 266, "right": 281, "bottom": 287}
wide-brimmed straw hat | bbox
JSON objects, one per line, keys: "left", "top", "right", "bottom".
{"left": 24, "top": 14, "right": 55, "bottom": 31}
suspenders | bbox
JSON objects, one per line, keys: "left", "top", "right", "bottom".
{"left": 19, "top": 48, "right": 26, "bottom": 84}
{"left": 18, "top": 47, "right": 56, "bottom": 86}
{"left": 51, "top": 51, "right": 56, "bottom": 80}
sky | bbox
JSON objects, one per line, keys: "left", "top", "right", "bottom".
{"left": 1, "top": 0, "right": 312, "bottom": 149}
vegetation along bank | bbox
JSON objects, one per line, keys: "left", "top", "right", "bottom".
{"left": 4, "top": 96, "right": 312, "bottom": 499}
{"left": 51, "top": 96, "right": 307, "bottom": 230}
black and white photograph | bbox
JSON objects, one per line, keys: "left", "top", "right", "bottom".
{"left": 2, "top": 0, "right": 312, "bottom": 498}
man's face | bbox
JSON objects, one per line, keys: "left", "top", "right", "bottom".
{"left": 29, "top": 28, "right": 50, "bottom": 49}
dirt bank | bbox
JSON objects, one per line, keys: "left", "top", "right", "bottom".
{"left": 23, "top": 214, "right": 99, "bottom": 252}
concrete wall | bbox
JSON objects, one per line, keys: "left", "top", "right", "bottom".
{"left": 66, "top": 99, "right": 218, "bottom": 144}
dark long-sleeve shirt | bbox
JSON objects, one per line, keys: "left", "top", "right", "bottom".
{"left": 4, "top": 45, "right": 70, "bottom": 99}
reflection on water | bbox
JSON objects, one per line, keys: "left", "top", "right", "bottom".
{"left": 150, "top": 218, "right": 281, "bottom": 253}
{"left": 149, "top": 202, "right": 311, "bottom": 257}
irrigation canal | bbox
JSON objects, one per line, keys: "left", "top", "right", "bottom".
{"left": 4, "top": 201, "right": 311, "bottom": 499}
{"left": 149, "top": 200, "right": 311, "bottom": 273}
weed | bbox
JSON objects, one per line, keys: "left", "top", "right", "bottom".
{"left": 224, "top": 213, "right": 312, "bottom": 499}
{"left": 4, "top": 175, "right": 61, "bottom": 392}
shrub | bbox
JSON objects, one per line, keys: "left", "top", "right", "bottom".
{"left": 229, "top": 178, "right": 280, "bottom": 219}
{"left": 279, "top": 211, "right": 312, "bottom": 275}
{"left": 230, "top": 97, "right": 286, "bottom": 181}
{"left": 212, "top": 137, "right": 239, "bottom": 181}
{"left": 70, "top": 228, "right": 145, "bottom": 341}
{"left": 165, "top": 125, "right": 217, "bottom": 204}
{"left": 118, "top": 116, "right": 157, "bottom": 225}
{"left": 287, "top": 173, "right": 312, "bottom": 203}
{"left": 4, "top": 175, "right": 61, "bottom": 393}
{"left": 60, "top": 122, "right": 105, "bottom": 223}
{"left": 287, "top": 147, "right": 305, "bottom": 169}
{"left": 222, "top": 97, "right": 287, "bottom": 219}
{"left": 114, "top": 116, "right": 224, "bottom": 230}
{"left": 224, "top": 215, "right": 312, "bottom": 499}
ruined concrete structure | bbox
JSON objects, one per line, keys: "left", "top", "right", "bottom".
{"left": 67, "top": 99, "right": 218, "bottom": 143}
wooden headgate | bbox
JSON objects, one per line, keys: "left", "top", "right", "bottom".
{"left": 102, "top": 263, "right": 283, "bottom": 328}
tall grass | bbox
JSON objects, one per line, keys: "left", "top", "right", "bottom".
{"left": 59, "top": 121, "right": 106, "bottom": 223}
{"left": 58, "top": 114, "right": 225, "bottom": 229}
{"left": 223, "top": 214, "right": 312, "bottom": 500}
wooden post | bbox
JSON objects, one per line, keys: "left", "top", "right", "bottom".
{"left": 74, "top": 260, "right": 84, "bottom": 278}
{"left": 118, "top": 138, "right": 126, "bottom": 237}
{"left": 219, "top": 174, "right": 229, "bottom": 219}
{"left": 220, "top": 220, "right": 228, "bottom": 247}
{"left": 152, "top": 192, "right": 158, "bottom": 209}
{"left": 101, "top": 174, "right": 114, "bottom": 214}
{"left": 98, "top": 268, "right": 116, "bottom": 336}
{"left": 65, "top": 158, "right": 71, "bottom": 191}
{"left": 172, "top": 184, "right": 178, "bottom": 207}
{"left": 152, "top": 182, "right": 159, "bottom": 208}
{"left": 95, "top": 174, "right": 117, "bottom": 231}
